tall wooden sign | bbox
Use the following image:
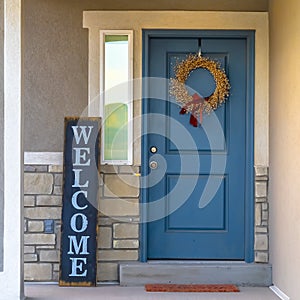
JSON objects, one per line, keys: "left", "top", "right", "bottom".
{"left": 59, "top": 117, "right": 100, "bottom": 287}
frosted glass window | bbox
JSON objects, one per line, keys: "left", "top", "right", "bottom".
{"left": 100, "top": 31, "right": 133, "bottom": 164}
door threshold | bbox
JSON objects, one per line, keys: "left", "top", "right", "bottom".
{"left": 119, "top": 261, "right": 272, "bottom": 287}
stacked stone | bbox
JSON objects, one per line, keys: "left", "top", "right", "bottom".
{"left": 24, "top": 164, "right": 140, "bottom": 282}
{"left": 24, "top": 165, "right": 62, "bottom": 281}
{"left": 97, "top": 165, "right": 140, "bottom": 281}
{"left": 254, "top": 166, "right": 269, "bottom": 263}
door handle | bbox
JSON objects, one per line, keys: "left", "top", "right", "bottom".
{"left": 149, "top": 161, "right": 158, "bottom": 170}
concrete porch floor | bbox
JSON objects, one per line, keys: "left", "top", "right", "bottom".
{"left": 25, "top": 284, "right": 280, "bottom": 300}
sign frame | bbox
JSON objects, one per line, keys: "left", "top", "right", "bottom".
{"left": 59, "top": 117, "right": 101, "bottom": 287}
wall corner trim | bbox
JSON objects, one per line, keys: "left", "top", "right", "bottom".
{"left": 269, "top": 285, "right": 290, "bottom": 300}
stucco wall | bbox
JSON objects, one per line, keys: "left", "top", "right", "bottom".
{"left": 23, "top": 0, "right": 268, "bottom": 152}
{"left": 269, "top": 0, "right": 300, "bottom": 298}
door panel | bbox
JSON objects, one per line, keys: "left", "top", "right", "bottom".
{"left": 143, "top": 32, "right": 252, "bottom": 260}
{"left": 166, "top": 175, "right": 226, "bottom": 230}
{"left": 168, "top": 98, "right": 226, "bottom": 152}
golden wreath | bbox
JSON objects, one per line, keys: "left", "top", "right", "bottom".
{"left": 169, "top": 54, "right": 230, "bottom": 125}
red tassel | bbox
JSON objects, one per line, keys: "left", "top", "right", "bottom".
{"left": 179, "top": 93, "right": 207, "bottom": 127}
{"left": 190, "top": 114, "right": 198, "bottom": 127}
{"left": 180, "top": 107, "right": 187, "bottom": 114}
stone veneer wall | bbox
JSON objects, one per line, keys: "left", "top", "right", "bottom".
{"left": 24, "top": 164, "right": 140, "bottom": 282}
{"left": 254, "top": 166, "right": 269, "bottom": 263}
{"left": 24, "top": 164, "right": 269, "bottom": 282}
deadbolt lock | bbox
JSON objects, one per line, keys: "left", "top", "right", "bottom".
{"left": 150, "top": 146, "right": 157, "bottom": 153}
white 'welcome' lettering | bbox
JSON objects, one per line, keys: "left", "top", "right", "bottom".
{"left": 72, "top": 126, "right": 93, "bottom": 145}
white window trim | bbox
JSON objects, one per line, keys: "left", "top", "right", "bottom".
{"left": 99, "top": 30, "right": 133, "bottom": 165}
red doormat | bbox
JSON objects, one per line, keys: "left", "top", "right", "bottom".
{"left": 145, "top": 284, "right": 240, "bottom": 293}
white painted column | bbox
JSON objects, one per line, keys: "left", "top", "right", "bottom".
{"left": 0, "top": 0, "right": 24, "bottom": 299}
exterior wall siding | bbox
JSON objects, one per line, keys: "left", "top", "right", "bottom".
{"left": 269, "top": 0, "right": 300, "bottom": 298}
{"left": 24, "top": 163, "right": 269, "bottom": 282}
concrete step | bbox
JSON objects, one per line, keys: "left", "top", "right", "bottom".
{"left": 119, "top": 261, "right": 272, "bottom": 287}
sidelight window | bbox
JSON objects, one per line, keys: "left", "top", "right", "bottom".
{"left": 100, "top": 30, "right": 133, "bottom": 164}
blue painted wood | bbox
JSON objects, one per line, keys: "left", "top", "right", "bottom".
{"left": 142, "top": 30, "right": 254, "bottom": 261}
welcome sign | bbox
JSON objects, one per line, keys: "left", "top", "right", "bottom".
{"left": 59, "top": 117, "right": 100, "bottom": 287}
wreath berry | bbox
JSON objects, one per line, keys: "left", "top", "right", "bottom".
{"left": 169, "top": 54, "right": 230, "bottom": 126}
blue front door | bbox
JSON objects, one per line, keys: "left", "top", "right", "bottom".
{"left": 142, "top": 30, "right": 254, "bottom": 261}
